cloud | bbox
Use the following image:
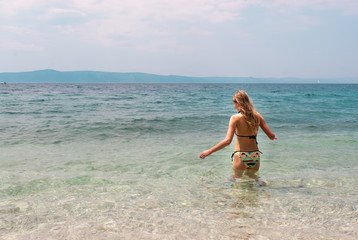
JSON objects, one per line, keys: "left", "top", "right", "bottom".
{"left": 1, "top": 25, "right": 30, "bottom": 35}
{"left": 247, "top": 0, "right": 358, "bottom": 15}
{"left": 43, "top": 8, "right": 86, "bottom": 19}
{"left": 71, "top": 0, "right": 244, "bottom": 23}
{"left": 40, "top": 8, "right": 87, "bottom": 26}
{"left": 0, "top": 38, "right": 44, "bottom": 51}
{"left": 31, "top": 0, "right": 246, "bottom": 49}
{"left": 0, "top": 0, "right": 43, "bottom": 19}
{"left": 2, "top": 0, "right": 357, "bottom": 23}
{"left": 0, "top": 25, "right": 44, "bottom": 51}
{"left": 1, "top": 0, "right": 357, "bottom": 51}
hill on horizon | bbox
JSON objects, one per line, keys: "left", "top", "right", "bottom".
{"left": 0, "top": 69, "right": 356, "bottom": 83}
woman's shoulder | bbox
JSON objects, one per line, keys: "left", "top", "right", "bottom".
{"left": 230, "top": 113, "right": 244, "bottom": 121}
{"left": 255, "top": 111, "right": 265, "bottom": 123}
{"left": 255, "top": 111, "right": 262, "bottom": 117}
{"left": 231, "top": 112, "right": 242, "bottom": 117}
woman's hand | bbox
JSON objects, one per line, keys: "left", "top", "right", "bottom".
{"left": 200, "top": 150, "right": 212, "bottom": 159}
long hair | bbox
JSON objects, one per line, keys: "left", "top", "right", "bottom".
{"left": 232, "top": 90, "right": 260, "bottom": 133}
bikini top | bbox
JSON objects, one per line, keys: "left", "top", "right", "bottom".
{"left": 235, "top": 111, "right": 258, "bottom": 144}
{"left": 235, "top": 133, "right": 256, "bottom": 139}
{"left": 235, "top": 132, "right": 258, "bottom": 145}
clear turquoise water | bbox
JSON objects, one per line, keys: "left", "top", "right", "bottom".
{"left": 1, "top": 83, "right": 357, "bottom": 239}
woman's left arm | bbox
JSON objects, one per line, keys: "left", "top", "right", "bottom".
{"left": 199, "top": 116, "right": 236, "bottom": 159}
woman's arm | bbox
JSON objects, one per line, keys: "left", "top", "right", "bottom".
{"left": 199, "top": 116, "right": 236, "bottom": 159}
{"left": 259, "top": 114, "right": 276, "bottom": 140}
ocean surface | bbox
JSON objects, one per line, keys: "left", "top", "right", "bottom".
{"left": 0, "top": 83, "right": 357, "bottom": 239}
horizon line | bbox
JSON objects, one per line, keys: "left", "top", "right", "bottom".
{"left": 1, "top": 69, "right": 357, "bottom": 80}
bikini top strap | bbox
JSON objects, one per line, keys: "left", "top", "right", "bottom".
{"left": 234, "top": 131, "right": 256, "bottom": 138}
{"left": 234, "top": 132, "right": 258, "bottom": 145}
{"left": 236, "top": 134, "right": 256, "bottom": 139}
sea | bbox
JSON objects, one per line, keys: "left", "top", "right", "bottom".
{"left": 0, "top": 83, "right": 357, "bottom": 240}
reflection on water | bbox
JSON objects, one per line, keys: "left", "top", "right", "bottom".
{"left": 230, "top": 181, "right": 265, "bottom": 209}
{"left": 1, "top": 136, "right": 357, "bottom": 239}
{"left": 1, "top": 171, "right": 358, "bottom": 239}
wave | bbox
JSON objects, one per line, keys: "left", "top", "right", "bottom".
{"left": 0, "top": 114, "right": 229, "bottom": 145}
{"left": 1, "top": 83, "right": 357, "bottom": 146}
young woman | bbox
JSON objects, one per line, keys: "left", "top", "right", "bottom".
{"left": 199, "top": 90, "right": 276, "bottom": 178}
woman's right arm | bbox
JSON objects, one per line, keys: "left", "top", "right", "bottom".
{"left": 259, "top": 115, "right": 276, "bottom": 140}
{"left": 199, "top": 115, "right": 236, "bottom": 159}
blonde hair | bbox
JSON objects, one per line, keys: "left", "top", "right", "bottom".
{"left": 233, "top": 90, "right": 260, "bottom": 132}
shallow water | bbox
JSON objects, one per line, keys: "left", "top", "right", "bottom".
{"left": 1, "top": 83, "right": 357, "bottom": 239}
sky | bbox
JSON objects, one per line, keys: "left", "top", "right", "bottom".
{"left": 1, "top": 0, "right": 358, "bottom": 78}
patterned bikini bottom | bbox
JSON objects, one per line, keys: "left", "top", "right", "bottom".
{"left": 233, "top": 151, "right": 260, "bottom": 168}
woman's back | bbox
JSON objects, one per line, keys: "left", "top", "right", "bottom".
{"left": 234, "top": 113, "right": 260, "bottom": 151}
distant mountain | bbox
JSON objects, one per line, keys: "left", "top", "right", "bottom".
{"left": 0, "top": 69, "right": 356, "bottom": 83}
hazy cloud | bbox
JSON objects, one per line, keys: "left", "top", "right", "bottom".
{"left": 2, "top": 0, "right": 357, "bottom": 48}
{"left": 1, "top": 0, "right": 357, "bottom": 77}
